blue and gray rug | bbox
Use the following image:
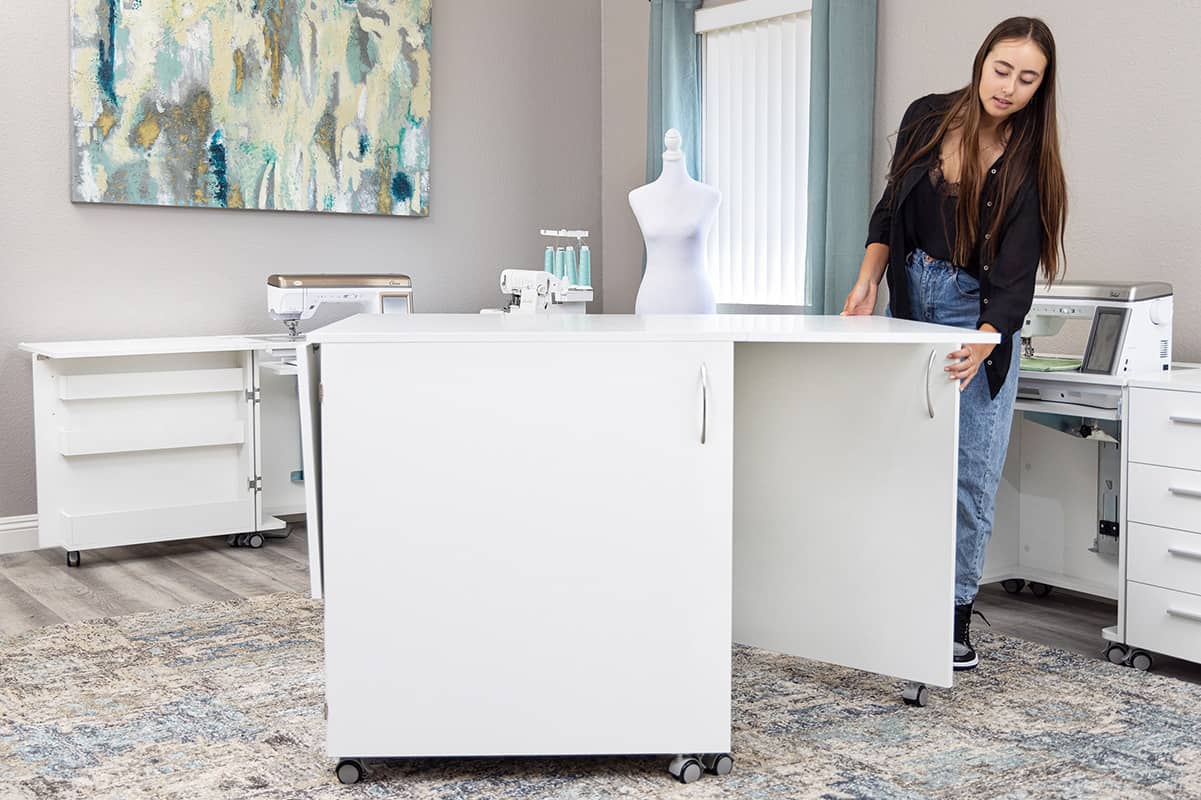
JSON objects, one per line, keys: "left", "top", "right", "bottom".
{"left": 1, "top": 593, "right": 1199, "bottom": 799}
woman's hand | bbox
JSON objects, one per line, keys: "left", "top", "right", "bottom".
{"left": 946, "top": 325, "right": 999, "bottom": 391}
{"left": 840, "top": 279, "right": 878, "bottom": 316}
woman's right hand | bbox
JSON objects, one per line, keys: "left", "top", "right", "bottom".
{"left": 840, "top": 279, "right": 878, "bottom": 316}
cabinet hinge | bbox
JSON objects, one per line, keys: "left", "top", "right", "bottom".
{"left": 248, "top": 476, "right": 263, "bottom": 492}
{"left": 245, "top": 389, "right": 261, "bottom": 403}
{"left": 318, "top": 383, "right": 324, "bottom": 403}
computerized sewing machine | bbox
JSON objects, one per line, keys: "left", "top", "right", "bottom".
{"left": 496, "top": 269, "right": 592, "bottom": 314}
{"left": 1016, "top": 281, "right": 1173, "bottom": 411}
{"left": 268, "top": 274, "right": 414, "bottom": 337}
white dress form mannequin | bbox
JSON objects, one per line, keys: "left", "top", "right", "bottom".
{"left": 631, "top": 129, "right": 721, "bottom": 314}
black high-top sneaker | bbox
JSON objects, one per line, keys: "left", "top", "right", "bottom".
{"left": 953, "top": 602, "right": 989, "bottom": 670}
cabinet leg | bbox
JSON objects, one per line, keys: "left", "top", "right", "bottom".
{"left": 66, "top": 551, "right": 81, "bottom": 568}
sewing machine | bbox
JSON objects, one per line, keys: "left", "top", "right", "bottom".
{"left": 497, "top": 269, "right": 592, "bottom": 314}
{"left": 268, "top": 274, "right": 414, "bottom": 337}
{"left": 1016, "top": 281, "right": 1173, "bottom": 411}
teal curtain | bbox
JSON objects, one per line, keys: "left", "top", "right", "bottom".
{"left": 804, "top": 0, "right": 878, "bottom": 313}
{"left": 647, "top": 0, "right": 703, "bottom": 183}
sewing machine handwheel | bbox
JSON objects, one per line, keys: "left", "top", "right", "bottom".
{"left": 1028, "top": 582, "right": 1053, "bottom": 598}
{"left": 1001, "top": 579, "right": 1026, "bottom": 594}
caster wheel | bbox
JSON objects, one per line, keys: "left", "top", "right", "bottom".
{"left": 701, "top": 753, "right": 734, "bottom": 776}
{"left": 247, "top": 533, "right": 264, "bottom": 549}
{"left": 235, "top": 534, "right": 250, "bottom": 547}
{"left": 66, "top": 551, "right": 81, "bottom": 568}
{"left": 668, "top": 755, "right": 703, "bottom": 784}
{"left": 1028, "top": 582, "right": 1053, "bottom": 598}
{"left": 1001, "top": 579, "right": 1026, "bottom": 594}
{"left": 226, "top": 534, "right": 239, "bottom": 546}
{"left": 902, "top": 683, "right": 929, "bottom": 707}
{"left": 1130, "top": 650, "right": 1153, "bottom": 671}
{"left": 335, "top": 759, "right": 364, "bottom": 785}
{"left": 1105, "top": 644, "right": 1128, "bottom": 665}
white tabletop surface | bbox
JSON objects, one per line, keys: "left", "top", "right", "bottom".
{"left": 18, "top": 334, "right": 301, "bottom": 359}
{"left": 307, "top": 313, "right": 1000, "bottom": 345}
{"left": 1128, "top": 364, "right": 1201, "bottom": 391}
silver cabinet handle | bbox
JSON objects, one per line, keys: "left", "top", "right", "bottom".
{"left": 1168, "top": 547, "right": 1201, "bottom": 561}
{"left": 1169, "top": 486, "right": 1201, "bottom": 499}
{"left": 925, "top": 349, "right": 937, "bottom": 419}
{"left": 700, "top": 363, "right": 709, "bottom": 445}
{"left": 1167, "top": 607, "right": 1201, "bottom": 624}
{"left": 1170, "top": 415, "right": 1201, "bottom": 426}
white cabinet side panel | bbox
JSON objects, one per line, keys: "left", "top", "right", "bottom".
{"left": 321, "top": 341, "right": 733, "bottom": 757}
{"left": 732, "top": 342, "right": 958, "bottom": 688}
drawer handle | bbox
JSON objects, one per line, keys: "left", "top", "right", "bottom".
{"left": 1168, "top": 547, "right": 1201, "bottom": 561}
{"left": 1169, "top": 415, "right": 1201, "bottom": 426}
{"left": 1167, "top": 607, "right": 1201, "bottom": 624}
{"left": 1168, "top": 486, "right": 1201, "bottom": 499}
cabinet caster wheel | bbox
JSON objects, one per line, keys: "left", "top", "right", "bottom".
{"left": 66, "top": 551, "right": 80, "bottom": 568}
{"left": 1028, "top": 582, "right": 1053, "bottom": 597}
{"left": 668, "top": 755, "right": 703, "bottom": 784}
{"left": 335, "top": 759, "right": 364, "bottom": 785}
{"left": 701, "top": 753, "right": 733, "bottom": 776}
{"left": 902, "top": 683, "right": 929, "bottom": 707}
{"left": 226, "top": 535, "right": 238, "bottom": 546}
{"left": 1105, "top": 644, "right": 1128, "bottom": 665}
{"left": 1130, "top": 650, "right": 1153, "bottom": 671}
{"left": 1001, "top": 579, "right": 1026, "bottom": 594}
{"left": 247, "top": 533, "right": 264, "bottom": 549}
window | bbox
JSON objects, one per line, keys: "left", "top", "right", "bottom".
{"left": 697, "top": 0, "right": 812, "bottom": 308}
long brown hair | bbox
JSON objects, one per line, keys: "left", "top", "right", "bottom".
{"left": 889, "top": 17, "right": 1067, "bottom": 284}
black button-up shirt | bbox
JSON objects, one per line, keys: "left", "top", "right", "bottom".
{"left": 866, "top": 92, "right": 1044, "bottom": 399}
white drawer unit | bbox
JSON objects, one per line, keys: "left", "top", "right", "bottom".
{"left": 1128, "top": 387, "right": 1201, "bottom": 472}
{"left": 1111, "top": 367, "right": 1201, "bottom": 671}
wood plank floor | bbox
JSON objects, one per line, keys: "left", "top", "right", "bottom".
{"left": 2, "top": 533, "right": 1198, "bottom": 685}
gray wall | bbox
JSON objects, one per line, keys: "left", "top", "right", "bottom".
{"left": 0, "top": 0, "right": 602, "bottom": 516}
{"left": 601, "top": 0, "right": 650, "bottom": 313}
{"left": 873, "top": 1, "right": 1201, "bottom": 360}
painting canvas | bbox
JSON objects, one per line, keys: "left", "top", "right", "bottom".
{"left": 70, "top": 0, "right": 431, "bottom": 216}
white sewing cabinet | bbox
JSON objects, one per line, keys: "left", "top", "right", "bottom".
{"left": 305, "top": 313, "right": 997, "bottom": 780}
{"left": 19, "top": 336, "right": 306, "bottom": 565}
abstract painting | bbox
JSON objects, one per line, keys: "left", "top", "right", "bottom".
{"left": 70, "top": 1, "right": 431, "bottom": 216}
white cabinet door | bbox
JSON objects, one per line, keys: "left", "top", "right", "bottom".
{"left": 31, "top": 351, "right": 259, "bottom": 550}
{"left": 320, "top": 341, "right": 733, "bottom": 757}
{"left": 732, "top": 342, "right": 959, "bottom": 688}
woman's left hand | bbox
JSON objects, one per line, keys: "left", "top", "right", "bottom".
{"left": 946, "top": 330, "right": 998, "bottom": 391}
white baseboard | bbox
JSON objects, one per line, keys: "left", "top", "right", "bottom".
{"left": 0, "top": 515, "right": 40, "bottom": 555}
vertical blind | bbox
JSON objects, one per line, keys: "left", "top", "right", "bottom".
{"left": 702, "top": 11, "right": 811, "bottom": 306}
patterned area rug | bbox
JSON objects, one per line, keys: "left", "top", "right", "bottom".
{"left": 2, "top": 593, "right": 1200, "bottom": 799}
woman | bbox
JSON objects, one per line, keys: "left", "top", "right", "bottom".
{"left": 842, "top": 17, "right": 1067, "bottom": 671}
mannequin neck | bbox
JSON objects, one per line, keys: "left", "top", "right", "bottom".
{"left": 656, "top": 156, "right": 694, "bottom": 186}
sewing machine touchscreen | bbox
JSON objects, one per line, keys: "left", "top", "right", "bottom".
{"left": 1081, "top": 307, "right": 1127, "bottom": 375}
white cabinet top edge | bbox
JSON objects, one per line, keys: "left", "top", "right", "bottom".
{"left": 307, "top": 313, "right": 1000, "bottom": 345}
{"left": 19, "top": 335, "right": 300, "bottom": 359}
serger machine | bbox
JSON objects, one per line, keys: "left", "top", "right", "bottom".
{"left": 268, "top": 274, "right": 414, "bottom": 337}
{"left": 495, "top": 269, "right": 592, "bottom": 314}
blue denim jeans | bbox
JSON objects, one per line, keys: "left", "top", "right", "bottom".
{"left": 891, "top": 249, "right": 1021, "bottom": 605}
